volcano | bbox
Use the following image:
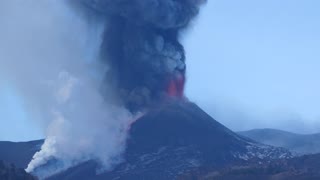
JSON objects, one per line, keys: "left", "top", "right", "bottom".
{"left": 40, "top": 101, "right": 291, "bottom": 180}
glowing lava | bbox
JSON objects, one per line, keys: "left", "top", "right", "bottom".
{"left": 167, "top": 73, "right": 185, "bottom": 98}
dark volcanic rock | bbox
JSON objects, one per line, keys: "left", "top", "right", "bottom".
{"left": 47, "top": 101, "right": 291, "bottom": 180}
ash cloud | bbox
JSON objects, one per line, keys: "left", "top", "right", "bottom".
{"left": 83, "top": 0, "right": 207, "bottom": 111}
{"left": 0, "top": 0, "right": 205, "bottom": 178}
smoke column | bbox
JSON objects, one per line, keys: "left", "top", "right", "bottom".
{"left": 82, "top": 0, "right": 206, "bottom": 111}
{"left": 0, "top": 0, "right": 134, "bottom": 178}
{"left": 0, "top": 0, "right": 205, "bottom": 178}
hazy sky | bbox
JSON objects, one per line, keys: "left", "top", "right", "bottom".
{"left": 0, "top": 86, "right": 42, "bottom": 141}
{"left": 185, "top": 0, "right": 320, "bottom": 133}
{"left": 1, "top": 0, "right": 320, "bottom": 141}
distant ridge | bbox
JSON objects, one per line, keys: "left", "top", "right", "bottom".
{"left": 0, "top": 140, "right": 43, "bottom": 168}
{"left": 238, "top": 128, "right": 320, "bottom": 154}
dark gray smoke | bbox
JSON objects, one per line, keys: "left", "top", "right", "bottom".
{"left": 8, "top": 0, "right": 206, "bottom": 177}
{"left": 82, "top": 0, "right": 207, "bottom": 111}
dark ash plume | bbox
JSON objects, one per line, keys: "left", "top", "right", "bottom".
{"left": 82, "top": 0, "right": 207, "bottom": 111}
{"left": 17, "top": 0, "right": 207, "bottom": 177}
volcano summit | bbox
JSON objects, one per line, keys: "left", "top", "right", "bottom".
{"left": 44, "top": 101, "right": 292, "bottom": 180}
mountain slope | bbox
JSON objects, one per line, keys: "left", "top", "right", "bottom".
{"left": 0, "top": 140, "right": 42, "bottom": 169}
{"left": 180, "top": 153, "right": 320, "bottom": 180}
{"left": 238, "top": 129, "right": 320, "bottom": 154}
{"left": 47, "top": 101, "right": 291, "bottom": 180}
{"left": 0, "top": 160, "right": 36, "bottom": 180}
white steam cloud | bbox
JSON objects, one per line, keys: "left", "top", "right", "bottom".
{"left": 0, "top": 0, "right": 134, "bottom": 178}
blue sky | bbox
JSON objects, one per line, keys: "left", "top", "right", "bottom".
{"left": 0, "top": 85, "right": 43, "bottom": 141}
{"left": 1, "top": 0, "right": 320, "bottom": 141}
{"left": 185, "top": 0, "right": 320, "bottom": 133}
